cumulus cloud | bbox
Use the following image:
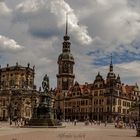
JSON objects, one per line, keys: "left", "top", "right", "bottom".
{"left": 75, "top": 59, "right": 140, "bottom": 86}
{"left": 16, "top": 0, "right": 44, "bottom": 13}
{"left": 0, "top": 0, "right": 140, "bottom": 88}
{"left": 0, "top": 1, "right": 11, "bottom": 15}
{"left": 0, "top": 35, "right": 24, "bottom": 52}
{"left": 16, "top": 0, "right": 92, "bottom": 45}
{"left": 111, "top": 61, "right": 140, "bottom": 85}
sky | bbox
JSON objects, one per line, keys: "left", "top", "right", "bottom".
{"left": 0, "top": 0, "right": 140, "bottom": 89}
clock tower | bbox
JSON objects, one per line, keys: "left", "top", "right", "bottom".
{"left": 57, "top": 14, "right": 75, "bottom": 91}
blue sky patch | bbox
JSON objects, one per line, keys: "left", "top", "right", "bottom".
{"left": 88, "top": 51, "right": 140, "bottom": 66}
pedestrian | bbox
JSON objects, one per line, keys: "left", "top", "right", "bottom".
{"left": 10, "top": 119, "right": 12, "bottom": 126}
{"left": 14, "top": 119, "right": 17, "bottom": 126}
{"left": 90, "top": 120, "right": 93, "bottom": 125}
{"left": 74, "top": 119, "right": 77, "bottom": 126}
{"left": 104, "top": 120, "right": 107, "bottom": 127}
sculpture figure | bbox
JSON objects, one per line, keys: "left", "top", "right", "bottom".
{"left": 42, "top": 74, "right": 49, "bottom": 93}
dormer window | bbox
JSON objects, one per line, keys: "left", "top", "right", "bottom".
{"left": 77, "top": 92, "right": 80, "bottom": 96}
{"left": 94, "top": 84, "right": 98, "bottom": 88}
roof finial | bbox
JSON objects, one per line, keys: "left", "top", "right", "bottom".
{"left": 65, "top": 12, "right": 68, "bottom": 36}
{"left": 16, "top": 62, "right": 18, "bottom": 66}
{"left": 64, "top": 12, "right": 70, "bottom": 41}
{"left": 27, "top": 62, "right": 30, "bottom": 67}
{"left": 111, "top": 53, "right": 112, "bottom": 65}
{"left": 109, "top": 53, "right": 113, "bottom": 72}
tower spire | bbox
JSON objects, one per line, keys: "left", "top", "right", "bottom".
{"left": 65, "top": 12, "right": 68, "bottom": 36}
{"left": 57, "top": 12, "right": 75, "bottom": 91}
{"left": 64, "top": 12, "right": 70, "bottom": 41}
{"left": 111, "top": 53, "right": 112, "bottom": 65}
{"left": 110, "top": 53, "right": 113, "bottom": 72}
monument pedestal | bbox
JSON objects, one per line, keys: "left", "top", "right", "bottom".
{"left": 28, "top": 118, "right": 60, "bottom": 126}
{"left": 27, "top": 94, "right": 61, "bottom": 127}
{"left": 28, "top": 105, "right": 61, "bottom": 126}
{"left": 27, "top": 75, "right": 62, "bottom": 127}
{"left": 137, "top": 122, "right": 140, "bottom": 137}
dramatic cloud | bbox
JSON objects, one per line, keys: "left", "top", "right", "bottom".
{"left": 16, "top": 0, "right": 92, "bottom": 45}
{"left": 0, "top": 1, "right": 11, "bottom": 15}
{"left": 0, "top": 0, "right": 140, "bottom": 88}
{"left": 0, "top": 35, "right": 24, "bottom": 52}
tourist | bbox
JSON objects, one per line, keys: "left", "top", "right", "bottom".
{"left": 74, "top": 119, "right": 77, "bottom": 126}
{"left": 104, "top": 120, "right": 107, "bottom": 127}
{"left": 90, "top": 120, "right": 93, "bottom": 125}
{"left": 10, "top": 120, "right": 12, "bottom": 126}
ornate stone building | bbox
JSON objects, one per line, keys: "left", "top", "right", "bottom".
{"left": 64, "top": 82, "right": 92, "bottom": 121}
{"left": 56, "top": 15, "right": 75, "bottom": 92}
{"left": 0, "top": 63, "right": 40, "bottom": 121}
{"left": 56, "top": 53, "right": 140, "bottom": 122}
{"left": 55, "top": 15, "right": 139, "bottom": 122}
{"left": 55, "top": 15, "right": 75, "bottom": 119}
{"left": 91, "top": 62, "right": 139, "bottom": 122}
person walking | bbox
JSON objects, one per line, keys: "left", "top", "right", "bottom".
{"left": 74, "top": 119, "right": 77, "bottom": 126}
{"left": 104, "top": 120, "right": 107, "bottom": 127}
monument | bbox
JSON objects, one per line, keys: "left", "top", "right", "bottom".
{"left": 27, "top": 74, "right": 61, "bottom": 127}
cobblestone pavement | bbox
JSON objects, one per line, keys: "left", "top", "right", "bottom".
{"left": 0, "top": 122, "right": 139, "bottom": 140}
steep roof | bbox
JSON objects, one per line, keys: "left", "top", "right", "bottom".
{"left": 67, "top": 83, "right": 91, "bottom": 97}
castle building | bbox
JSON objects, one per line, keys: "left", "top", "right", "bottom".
{"left": 56, "top": 14, "right": 75, "bottom": 92}
{"left": 55, "top": 15, "right": 139, "bottom": 122}
{"left": 56, "top": 47, "right": 139, "bottom": 122}
{"left": 90, "top": 59, "right": 139, "bottom": 122}
{"left": 0, "top": 63, "right": 40, "bottom": 121}
{"left": 0, "top": 14, "right": 137, "bottom": 123}
{"left": 55, "top": 15, "right": 75, "bottom": 119}
{"left": 64, "top": 81, "right": 92, "bottom": 121}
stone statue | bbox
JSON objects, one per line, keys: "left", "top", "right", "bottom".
{"left": 42, "top": 74, "right": 49, "bottom": 93}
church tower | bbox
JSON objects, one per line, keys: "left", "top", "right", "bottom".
{"left": 57, "top": 14, "right": 75, "bottom": 91}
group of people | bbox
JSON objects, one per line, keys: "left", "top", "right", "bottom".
{"left": 9, "top": 117, "right": 28, "bottom": 127}
{"left": 67, "top": 119, "right": 104, "bottom": 126}
{"left": 65, "top": 118, "right": 139, "bottom": 129}
{"left": 114, "top": 120, "right": 139, "bottom": 129}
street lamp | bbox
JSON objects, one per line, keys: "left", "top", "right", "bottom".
{"left": 74, "top": 106, "right": 79, "bottom": 120}
{"left": 97, "top": 108, "right": 100, "bottom": 122}
{"left": 136, "top": 96, "right": 140, "bottom": 137}
{"left": 63, "top": 92, "right": 65, "bottom": 121}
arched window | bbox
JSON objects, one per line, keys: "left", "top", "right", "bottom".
{"left": 14, "top": 109, "right": 17, "bottom": 116}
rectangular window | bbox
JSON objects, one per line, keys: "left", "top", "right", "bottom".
{"left": 94, "top": 91, "right": 98, "bottom": 96}
{"left": 118, "top": 100, "right": 121, "bottom": 105}
{"left": 3, "top": 100, "right": 6, "bottom": 106}
{"left": 86, "top": 100, "right": 88, "bottom": 105}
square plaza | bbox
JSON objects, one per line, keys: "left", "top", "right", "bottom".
{"left": 0, "top": 0, "right": 140, "bottom": 139}
{"left": 0, "top": 122, "right": 139, "bottom": 140}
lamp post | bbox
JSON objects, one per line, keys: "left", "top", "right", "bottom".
{"left": 74, "top": 106, "right": 76, "bottom": 120}
{"left": 74, "top": 106, "right": 79, "bottom": 120}
{"left": 63, "top": 92, "right": 65, "bottom": 121}
{"left": 78, "top": 106, "right": 80, "bottom": 121}
{"left": 136, "top": 96, "right": 140, "bottom": 137}
{"left": 7, "top": 103, "right": 12, "bottom": 124}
